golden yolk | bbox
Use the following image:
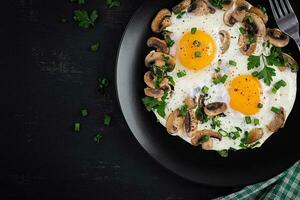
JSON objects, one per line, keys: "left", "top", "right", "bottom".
{"left": 228, "top": 75, "right": 262, "bottom": 115}
{"left": 178, "top": 30, "right": 216, "bottom": 70}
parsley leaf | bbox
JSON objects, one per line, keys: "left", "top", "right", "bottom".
{"left": 247, "top": 55, "right": 260, "bottom": 70}
{"left": 73, "top": 10, "right": 98, "bottom": 28}
{"left": 106, "top": 0, "right": 120, "bottom": 8}
{"left": 142, "top": 95, "right": 168, "bottom": 118}
{"left": 257, "top": 66, "right": 276, "bottom": 86}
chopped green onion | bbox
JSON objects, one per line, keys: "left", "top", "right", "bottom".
{"left": 235, "top": 127, "right": 242, "bottom": 132}
{"left": 257, "top": 103, "right": 263, "bottom": 108}
{"left": 93, "top": 133, "right": 102, "bottom": 143}
{"left": 229, "top": 131, "right": 240, "bottom": 140}
{"left": 195, "top": 51, "right": 202, "bottom": 57}
{"left": 61, "top": 18, "right": 67, "bottom": 23}
{"left": 229, "top": 60, "right": 237, "bottom": 66}
{"left": 74, "top": 122, "right": 80, "bottom": 132}
{"left": 165, "top": 36, "right": 175, "bottom": 47}
{"left": 245, "top": 116, "right": 252, "bottom": 124}
{"left": 191, "top": 27, "right": 197, "bottom": 34}
{"left": 103, "top": 114, "right": 111, "bottom": 126}
{"left": 177, "top": 70, "right": 187, "bottom": 78}
{"left": 81, "top": 109, "right": 88, "bottom": 117}
{"left": 199, "top": 135, "right": 210, "bottom": 143}
{"left": 201, "top": 86, "right": 209, "bottom": 94}
{"left": 215, "top": 67, "right": 221, "bottom": 73}
{"left": 218, "top": 129, "right": 228, "bottom": 137}
{"left": 254, "top": 118, "right": 260, "bottom": 126}
{"left": 271, "top": 107, "right": 281, "bottom": 114}
{"left": 272, "top": 80, "right": 287, "bottom": 94}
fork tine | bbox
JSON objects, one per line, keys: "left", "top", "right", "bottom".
{"left": 279, "top": 0, "right": 288, "bottom": 15}
{"left": 269, "top": 0, "right": 279, "bottom": 19}
{"left": 284, "top": 0, "right": 295, "bottom": 14}
{"left": 274, "top": 0, "right": 284, "bottom": 17}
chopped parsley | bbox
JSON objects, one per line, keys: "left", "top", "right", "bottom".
{"left": 272, "top": 80, "right": 287, "bottom": 94}
{"left": 191, "top": 27, "right": 197, "bottom": 34}
{"left": 103, "top": 114, "right": 111, "bottom": 126}
{"left": 142, "top": 95, "right": 168, "bottom": 118}
{"left": 271, "top": 106, "right": 281, "bottom": 114}
{"left": 177, "top": 70, "right": 187, "bottom": 78}
{"left": 93, "top": 133, "right": 102, "bottom": 143}
{"left": 73, "top": 10, "right": 98, "bottom": 28}
{"left": 179, "top": 105, "right": 188, "bottom": 117}
{"left": 106, "top": 0, "right": 121, "bottom": 8}
{"left": 90, "top": 42, "right": 100, "bottom": 52}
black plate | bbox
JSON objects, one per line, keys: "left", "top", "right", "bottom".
{"left": 116, "top": 0, "right": 300, "bottom": 186}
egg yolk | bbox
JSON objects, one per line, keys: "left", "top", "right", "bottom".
{"left": 178, "top": 30, "right": 216, "bottom": 70}
{"left": 228, "top": 75, "right": 262, "bottom": 115}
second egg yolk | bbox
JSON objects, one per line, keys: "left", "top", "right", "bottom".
{"left": 178, "top": 30, "right": 216, "bottom": 71}
{"left": 228, "top": 75, "right": 262, "bottom": 115}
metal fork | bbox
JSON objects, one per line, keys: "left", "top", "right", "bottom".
{"left": 269, "top": 0, "right": 300, "bottom": 50}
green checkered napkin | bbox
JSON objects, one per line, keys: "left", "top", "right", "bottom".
{"left": 216, "top": 161, "right": 300, "bottom": 200}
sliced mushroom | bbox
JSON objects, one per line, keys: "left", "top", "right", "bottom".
{"left": 151, "top": 9, "right": 172, "bottom": 33}
{"left": 173, "top": 0, "right": 191, "bottom": 12}
{"left": 267, "top": 107, "right": 285, "bottom": 132}
{"left": 219, "top": 30, "right": 230, "bottom": 54}
{"left": 223, "top": 0, "right": 250, "bottom": 27}
{"left": 191, "top": 129, "right": 222, "bottom": 146}
{"left": 279, "top": 53, "right": 299, "bottom": 72}
{"left": 144, "top": 71, "right": 155, "bottom": 88}
{"left": 166, "top": 109, "right": 185, "bottom": 135}
{"left": 159, "top": 78, "right": 171, "bottom": 92}
{"left": 202, "top": 138, "right": 213, "bottom": 150}
{"left": 243, "top": 13, "right": 266, "bottom": 37}
{"left": 222, "top": 0, "right": 234, "bottom": 11}
{"left": 204, "top": 102, "right": 227, "bottom": 117}
{"left": 238, "top": 34, "right": 257, "bottom": 56}
{"left": 249, "top": 6, "right": 268, "bottom": 24}
{"left": 188, "top": 0, "right": 211, "bottom": 16}
{"left": 198, "top": 95, "right": 205, "bottom": 107}
{"left": 247, "top": 128, "right": 263, "bottom": 144}
{"left": 147, "top": 37, "right": 170, "bottom": 54}
{"left": 145, "top": 51, "right": 176, "bottom": 71}
{"left": 144, "top": 87, "right": 164, "bottom": 99}
{"left": 266, "top": 28, "right": 290, "bottom": 48}
{"left": 184, "top": 110, "right": 198, "bottom": 137}
{"left": 184, "top": 96, "right": 197, "bottom": 109}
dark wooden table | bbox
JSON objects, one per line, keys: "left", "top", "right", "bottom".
{"left": 1, "top": 0, "right": 246, "bottom": 199}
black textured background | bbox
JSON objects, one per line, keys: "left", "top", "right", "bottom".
{"left": 1, "top": 0, "right": 298, "bottom": 199}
